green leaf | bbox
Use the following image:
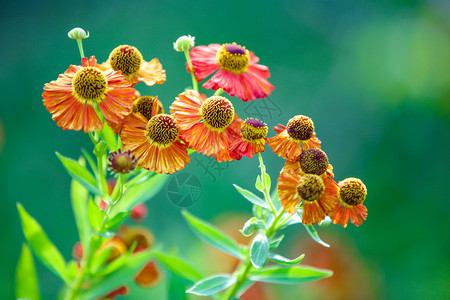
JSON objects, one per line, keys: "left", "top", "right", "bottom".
{"left": 101, "top": 123, "right": 118, "bottom": 151}
{"left": 104, "top": 211, "right": 131, "bottom": 231}
{"left": 268, "top": 253, "right": 305, "bottom": 265}
{"left": 240, "top": 217, "right": 266, "bottom": 237}
{"left": 17, "top": 203, "right": 68, "bottom": 283}
{"left": 93, "top": 141, "right": 108, "bottom": 158}
{"left": 269, "top": 235, "right": 284, "bottom": 250}
{"left": 250, "top": 234, "right": 270, "bottom": 268}
{"left": 167, "top": 274, "right": 187, "bottom": 300}
{"left": 70, "top": 160, "right": 91, "bottom": 251}
{"left": 16, "top": 243, "right": 40, "bottom": 300}
{"left": 182, "top": 210, "right": 244, "bottom": 259}
{"left": 87, "top": 198, "right": 107, "bottom": 232}
{"left": 93, "top": 244, "right": 136, "bottom": 278}
{"left": 187, "top": 275, "right": 236, "bottom": 296}
{"left": 66, "top": 260, "right": 79, "bottom": 281}
{"left": 81, "top": 149, "right": 98, "bottom": 177}
{"left": 255, "top": 175, "right": 264, "bottom": 193}
{"left": 300, "top": 212, "right": 330, "bottom": 248}
{"left": 280, "top": 213, "right": 302, "bottom": 229}
{"left": 56, "top": 152, "right": 101, "bottom": 196}
{"left": 79, "top": 250, "right": 153, "bottom": 299}
{"left": 154, "top": 251, "right": 203, "bottom": 285}
{"left": 110, "top": 173, "right": 168, "bottom": 217}
{"left": 233, "top": 184, "right": 269, "bottom": 209}
{"left": 250, "top": 266, "right": 332, "bottom": 284}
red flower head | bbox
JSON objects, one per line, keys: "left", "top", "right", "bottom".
{"left": 42, "top": 56, "right": 136, "bottom": 132}
{"left": 229, "top": 118, "right": 268, "bottom": 158}
{"left": 170, "top": 90, "right": 242, "bottom": 162}
{"left": 188, "top": 43, "right": 274, "bottom": 101}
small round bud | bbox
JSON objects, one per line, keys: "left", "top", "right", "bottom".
{"left": 68, "top": 27, "right": 89, "bottom": 39}
{"left": 108, "top": 149, "right": 137, "bottom": 174}
{"left": 173, "top": 35, "right": 195, "bottom": 52}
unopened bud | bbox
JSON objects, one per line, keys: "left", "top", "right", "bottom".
{"left": 173, "top": 35, "right": 195, "bottom": 52}
{"left": 68, "top": 27, "right": 89, "bottom": 40}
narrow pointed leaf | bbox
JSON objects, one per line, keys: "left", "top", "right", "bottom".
{"left": 79, "top": 250, "right": 153, "bottom": 299}
{"left": 233, "top": 184, "right": 269, "bottom": 209}
{"left": 299, "top": 212, "right": 330, "bottom": 248}
{"left": 167, "top": 274, "right": 187, "bottom": 300}
{"left": 101, "top": 123, "right": 118, "bottom": 150}
{"left": 250, "top": 234, "right": 270, "bottom": 268}
{"left": 154, "top": 251, "right": 203, "bottom": 284}
{"left": 70, "top": 160, "right": 91, "bottom": 250}
{"left": 250, "top": 266, "right": 332, "bottom": 284}
{"left": 182, "top": 210, "right": 244, "bottom": 259}
{"left": 87, "top": 198, "right": 107, "bottom": 232}
{"left": 187, "top": 275, "right": 236, "bottom": 296}
{"left": 269, "top": 235, "right": 284, "bottom": 250}
{"left": 111, "top": 173, "right": 167, "bottom": 216}
{"left": 56, "top": 152, "right": 101, "bottom": 195}
{"left": 255, "top": 175, "right": 264, "bottom": 192}
{"left": 105, "top": 211, "right": 131, "bottom": 231}
{"left": 16, "top": 243, "right": 40, "bottom": 300}
{"left": 268, "top": 253, "right": 305, "bottom": 265}
{"left": 17, "top": 203, "right": 68, "bottom": 283}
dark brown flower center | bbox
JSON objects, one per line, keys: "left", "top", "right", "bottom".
{"left": 216, "top": 43, "right": 250, "bottom": 74}
{"left": 339, "top": 178, "right": 367, "bottom": 206}
{"left": 109, "top": 45, "right": 143, "bottom": 76}
{"left": 299, "top": 148, "right": 329, "bottom": 175}
{"left": 72, "top": 67, "right": 107, "bottom": 101}
{"left": 297, "top": 174, "right": 325, "bottom": 202}
{"left": 132, "top": 96, "right": 164, "bottom": 120}
{"left": 146, "top": 114, "right": 178, "bottom": 146}
{"left": 286, "top": 115, "right": 315, "bottom": 141}
{"left": 200, "top": 96, "right": 235, "bottom": 130}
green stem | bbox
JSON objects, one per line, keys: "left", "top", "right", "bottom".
{"left": 257, "top": 153, "right": 276, "bottom": 214}
{"left": 214, "top": 88, "right": 224, "bottom": 96}
{"left": 97, "top": 153, "right": 107, "bottom": 194}
{"left": 184, "top": 49, "right": 198, "bottom": 91}
{"left": 266, "top": 209, "right": 285, "bottom": 238}
{"left": 222, "top": 259, "right": 254, "bottom": 300}
{"left": 76, "top": 39, "right": 85, "bottom": 59}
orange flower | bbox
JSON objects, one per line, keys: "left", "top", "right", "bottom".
{"left": 188, "top": 43, "right": 274, "bottom": 101}
{"left": 277, "top": 148, "right": 338, "bottom": 224}
{"left": 170, "top": 90, "right": 242, "bottom": 162}
{"left": 135, "top": 261, "right": 161, "bottom": 288}
{"left": 42, "top": 56, "right": 136, "bottom": 132}
{"left": 328, "top": 178, "right": 368, "bottom": 227}
{"left": 98, "top": 45, "right": 166, "bottom": 86}
{"left": 107, "top": 95, "right": 164, "bottom": 135}
{"left": 267, "top": 115, "right": 321, "bottom": 160}
{"left": 120, "top": 111, "right": 190, "bottom": 174}
{"left": 278, "top": 171, "right": 338, "bottom": 224}
{"left": 229, "top": 118, "right": 268, "bottom": 158}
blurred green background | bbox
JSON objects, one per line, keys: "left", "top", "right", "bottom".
{"left": 1, "top": 0, "right": 449, "bottom": 299}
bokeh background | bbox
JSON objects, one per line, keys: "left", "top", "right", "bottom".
{"left": 1, "top": 0, "right": 449, "bottom": 299}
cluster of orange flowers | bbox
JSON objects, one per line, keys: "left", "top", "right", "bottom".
{"left": 42, "top": 38, "right": 367, "bottom": 228}
{"left": 72, "top": 205, "right": 157, "bottom": 298}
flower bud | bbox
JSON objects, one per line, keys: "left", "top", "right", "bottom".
{"left": 130, "top": 204, "right": 148, "bottom": 222}
{"left": 173, "top": 35, "right": 195, "bottom": 52}
{"left": 67, "top": 27, "right": 89, "bottom": 39}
